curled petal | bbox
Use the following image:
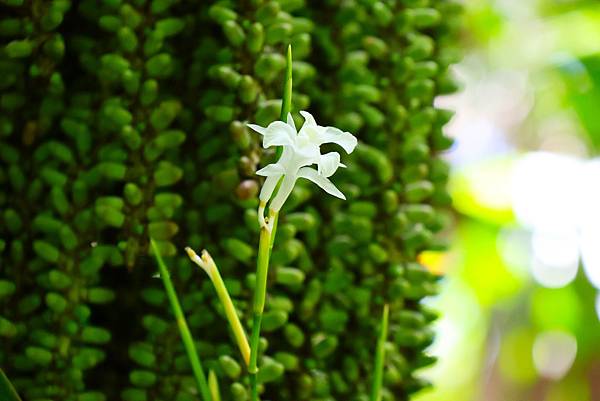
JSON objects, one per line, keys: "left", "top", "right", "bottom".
{"left": 256, "top": 163, "right": 286, "bottom": 176}
{"left": 297, "top": 167, "right": 346, "bottom": 200}
{"left": 320, "top": 127, "right": 357, "bottom": 154}
{"left": 247, "top": 123, "right": 266, "bottom": 135}
{"left": 299, "top": 110, "right": 317, "bottom": 126}
{"left": 318, "top": 152, "right": 342, "bottom": 178}
{"left": 262, "top": 121, "right": 297, "bottom": 148}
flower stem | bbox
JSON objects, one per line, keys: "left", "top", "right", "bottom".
{"left": 151, "top": 239, "right": 212, "bottom": 401}
{"left": 371, "top": 304, "right": 390, "bottom": 401}
{"left": 250, "top": 43, "right": 291, "bottom": 401}
{"left": 248, "top": 223, "right": 273, "bottom": 401}
{"left": 279, "top": 44, "right": 293, "bottom": 122}
{"left": 186, "top": 247, "right": 251, "bottom": 366}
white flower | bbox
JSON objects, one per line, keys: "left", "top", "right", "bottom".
{"left": 248, "top": 111, "right": 357, "bottom": 227}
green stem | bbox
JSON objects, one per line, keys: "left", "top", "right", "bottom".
{"left": 275, "top": 44, "right": 293, "bottom": 160}
{"left": 249, "top": 43, "right": 291, "bottom": 401}
{"left": 151, "top": 239, "right": 212, "bottom": 401}
{"left": 186, "top": 248, "right": 251, "bottom": 366}
{"left": 371, "top": 304, "right": 390, "bottom": 401}
{"left": 279, "top": 44, "right": 293, "bottom": 122}
{"left": 248, "top": 226, "right": 272, "bottom": 401}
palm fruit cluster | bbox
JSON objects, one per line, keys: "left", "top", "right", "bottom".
{"left": 0, "top": 0, "right": 461, "bottom": 400}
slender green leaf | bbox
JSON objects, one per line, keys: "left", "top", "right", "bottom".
{"left": 0, "top": 368, "right": 22, "bottom": 401}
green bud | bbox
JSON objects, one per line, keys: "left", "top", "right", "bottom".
{"left": 43, "top": 34, "right": 65, "bottom": 60}
{"left": 104, "top": 105, "right": 132, "bottom": 127}
{"left": 355, "top": 144, "right": 393, "bottom": 183}
{"left": 257, "top": 356, "right": 284, "bottom": 383}
{"left": 276, "top": 267, "right": 305, "bottom": 287}
{"left": 150, "top": 0, "right": 176, "bottom": 14}
{"left": 5, "top": 39, "right": 33, "bottom": 58}
{"left": 121, "top": 125, "right": 142, "bottom": 150}
{"left": 122, "top": 388, "right": 147, "bottom": 401}
{"left": 407, "top": 33, "right": 434, "bottom": 60}
{"left": 148, "top": 221, "right": 179, "bottom": 240}
{"left": 45, "top": 292, "right": 68, "bottom": 313}
{"left": 130, "top": 370, "right": 157, "bottom": 387}
{"left": 247, "top": 22, "right": 264, "bottom": 53}
{"left": 18, "top": 294, "right": 41, "bottom": 315}
{"left": 274, "top": 352, "right": 299, "bottom": 371}
{"left": 145, "top": 53, "right": 173, "bottom": 77}
{"left": 238, "top": 75, "right": 259, "bottom": 103}
{"left": 142, "top": 315, "right": 169, "bottom": 336}
{"left": 208, "top": 4, "right": 237, "bottom": 24}
{"left": 96, "top": 205, "right": 126, "bottom": 228}
{"left": 99, "top": 15, "right": 121, "bottom": 32}
{"left": 150, "top": 100, "right": 181, "bottom": 130}
{"left": 262, "top": 310, "right": 288, "bottom": 332}
{"left": 129, "top": 343, "right": 156, "bottom": 368}
{"left": 122, "top": 70, "right": 140, "bottom": 94}
{"left": 81, "top": 326, "right": 111, "bottom": 344}
{"left": 101, "top": 53, "right": 130, "bottom": 77}
{"left": 59, "top": 225, "right": 78, "bottom": 250}
{"left": 405, "top": 181, "right": 434, "bottom": 202}
{"left": 26, "top": 346, "right": 53, "bottom": 366}
{"left": 140, "top": 79, "right": 158, "bottom": 106}
{"left": 124, "top": 183, "right": 143, "bottom": 205}
{"left": 154, "top": 161, "right": 183, "bottom": 186}
{"left": 30, "top": 329, "right": 58, "bottom": 349}
{"left": 223, "top": 20, "right": 245, "bottom": 46}
{"left": 72, "top": 347, "right": 106, "bottom": 370}
{"left": 48, "top": 270, "right": 72, "bottom": 289}
{"left": 254, "top": 53, "right": 286, "bottom": 82}
{"left": 284, "top": 323, "right": 305, "bottom": 348}
{"left": 0, "top": 316, "right": 17, "bottom": 337}
{"left": 219, "top": 355, "right": 241, "bottom": 379}
{"left": 265, "top": 22, "right": 292, "bottom": 45}
{"left": 368, "top": 243, "right": 388, "bottom": 264}
{"left": 0, "top": 18, "right": 22, "bottom": 36}
{"left": 3, "top": 209, "right": 22, "bottom": 233}
{"left": 221, "top": 238, "right": 253, "bottom": 263}
{"left": 33, "top": 240, "right": 60, "bottom": 263}
{"left": 230, "top": 382, "right": 247, "bottom": 400}
{"left": 155, "top": 18, "right": 184, "bottom": 37}
{"left": 411, "top": 8, "right": 442, "bottom": 27}
{"left": 77, "top": 392, "right": 106, "bottom": 401}
{"left": 373, "top": 2, "right": 393, "bottom": 26}
{"left": 87, "top": 288, "right": 115, "bottom": 304}
{"left": 0, "top": 280, "right": 16, "bottom": 298}
{"left": 362, "top": 36, "right": 387, "bottom": 59}
{"left": 118, "top": 27, "right": 138, "bottom": 52}
{"left": 204, "top": 105, "right": 235, "bottom": 122}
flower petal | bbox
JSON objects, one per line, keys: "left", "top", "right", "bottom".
{"left": 299, "top": 110, "right": 317, "bottom": 126}
{"left": 297, "top": 167, "right": 346, "bottom": 200}
{"left": 259, "top": 175, "right": 281, "bottom": 203}
{"left": 287, "top": 112, "right": 296, "bottom": 131}
{"left": 320, "top": 127, "right": 357, "bottom": 153}
{"left": 318, "top": 152, "right": 341, "bottom": 178}
{"left": 269, "top": 174, "right": 297, "bottom": 212}
{"left": 247, "top": 123, "right": 267, "bottom": 135}
{"left": 262, "top": 121, "right": 297, "bottom": 148}
{"left": 256, "top": 163, "right": 286, "bottom": 176}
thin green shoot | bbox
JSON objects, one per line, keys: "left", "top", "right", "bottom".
{"left": 151, "top": 239, "right": 212, "bottom": 401}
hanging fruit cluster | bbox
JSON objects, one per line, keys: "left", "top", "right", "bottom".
{"left": 0, "top": 0, "right": 461, "bottom": 400}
